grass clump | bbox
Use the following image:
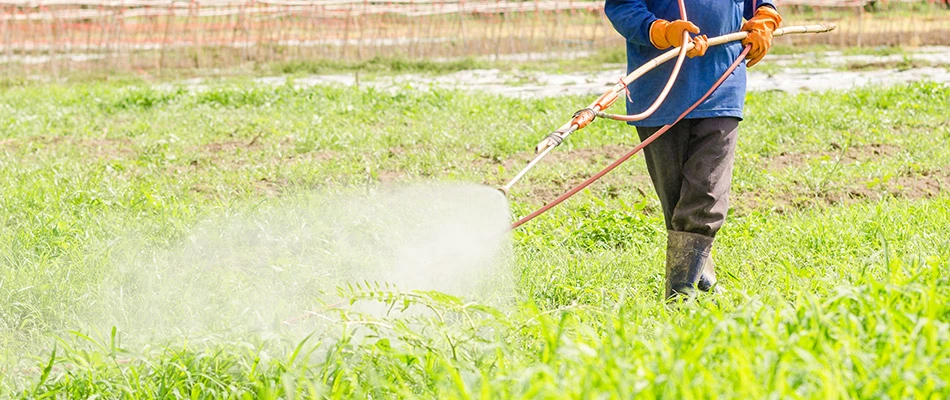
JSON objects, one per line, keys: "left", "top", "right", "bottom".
{"left": 270, "top": 56, "right": 488, "bottom": 76}
{"left": 17, "top": 251, "right": 950, "bottom": 398}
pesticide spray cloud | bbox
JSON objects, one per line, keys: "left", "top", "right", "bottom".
{"left": 94, "top": 183, "right": 513, "bottom": 338}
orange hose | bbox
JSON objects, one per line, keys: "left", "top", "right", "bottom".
{"left": 511, "top": 46, "right": 752, "bottom": 230}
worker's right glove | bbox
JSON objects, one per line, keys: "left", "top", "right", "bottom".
{"left": 650, "top": 19, "right": 708, "bottom": 58}
{"left": 649, "top": 19, "right": 699, "bottom": 50}
{"left": 688, "top": 35, "right": 708, "bottom": 58}
{"left": 741, "top": 6, "right": 783, "bottom": 67}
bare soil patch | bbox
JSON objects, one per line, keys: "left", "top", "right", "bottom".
{"left": 479, "top": 144, "right": 654, "bottom": 204}
{"left": 191, "top": 139, "right": 336, "bottom": 169}
{"left": 765, "top": 143, "right": 900, "bottom": 170}
{"left": 480, "top": 142, "right": 946, "bottom": 213}
{"left": 514, "top": 170, "right": 655, "bottom": 207}
{"left": 201, "top": 140, "right": 251, "bottom": 154}
{"left": 735, "top": 168, "right": 949, "bottom": 214}
{"left": 254, "top": 177, "right": 288, "bottom": 198}
{"left": 0, "top": 136, "right": 136, "bottom": 159}
{"left": 484, "top": 144, "right": 632, "bottom": 171}
{"left": 738, "top": 143, "right": 946, "bottom": 212}
{"left": 176, "top": 140, "right": 338, "bottom": 197}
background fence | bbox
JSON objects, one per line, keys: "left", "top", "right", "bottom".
{"left": 2, "top": 0, "right": 949, "bottom": 75}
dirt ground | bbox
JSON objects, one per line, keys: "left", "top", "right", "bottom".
{"left": 272, "top": 46, "right": 950, "bottom": 97}
{"left": 144, "top": 47, "right": 950, "bottom": 207}
{"left": 479, "top": 142, "right": 950, "bottom": 211}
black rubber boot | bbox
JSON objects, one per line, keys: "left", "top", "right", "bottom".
{"left": 698, "top": 257, "right": 720, "bottom": 293}
{"left": 665, "top": 230, "right": 717, "bottom": 299}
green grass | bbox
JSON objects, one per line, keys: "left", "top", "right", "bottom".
{"left": 225, "top": 48, "right": 625, "bottom": 78}
{"left": 1, "top": 79, "right": 949, "bottom": 398}
{"left": 269, "top": 56, "right": 493, "bottom": 76}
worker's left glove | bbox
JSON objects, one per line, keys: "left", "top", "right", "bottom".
{"left": 741, "top": 6, "right": 783, "bottom": 67}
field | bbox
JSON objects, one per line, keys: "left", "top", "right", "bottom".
{"left": 0, "top": 67, "right": 948, "bottom": 397}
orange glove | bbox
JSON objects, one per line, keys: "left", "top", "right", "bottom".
{"left": 741, "top": 6, "right": 783, "bottom": 67}
{"left": 649, "top": 19, "right": 700, "bottom": 50}
{"left": 687, "top": 35, "right": 708, "bottom": 58}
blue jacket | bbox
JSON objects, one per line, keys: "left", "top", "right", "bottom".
{"left": 604, "top": 0, "right": 774, "bottom": 127}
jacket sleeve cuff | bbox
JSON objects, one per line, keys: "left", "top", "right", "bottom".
{"left": 642, "top": 17, "right": 660, "bottom": 47}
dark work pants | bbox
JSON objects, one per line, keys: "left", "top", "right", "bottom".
{"left": 636, "top": 117, "right": 739, "bottom": 238}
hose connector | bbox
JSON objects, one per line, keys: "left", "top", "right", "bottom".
{"left": 535, "top": 132, "right": 565, "bottom": 153}
{"left": 570, "top": 107, "right": 597, "bottom": 130}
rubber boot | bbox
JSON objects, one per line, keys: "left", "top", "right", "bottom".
{"left": 698, "top": 256, "right": 721, "bottom": 293}
{"left": 665, "top": 230, "right": 717, "bottom": 299}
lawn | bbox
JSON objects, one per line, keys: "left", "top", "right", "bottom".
{"left": 0, "top": 77, "right": 948, "bottom": 397}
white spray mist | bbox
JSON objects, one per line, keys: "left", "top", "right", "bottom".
{"left": 92, "top": 183, "right": 514, "bottom": 339}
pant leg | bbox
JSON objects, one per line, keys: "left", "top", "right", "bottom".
{"left": 636, "top": 120, "right": 692, "bottom": 231}
{"left": 671, "top": 117, "right": 739, "bottom": 237}
{"left": 636, "top": 117, "right": 739, "bottom": 237}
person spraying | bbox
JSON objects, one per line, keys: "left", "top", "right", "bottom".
{"left": 604, "top": 0, "right": 782, "bottom": 299}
